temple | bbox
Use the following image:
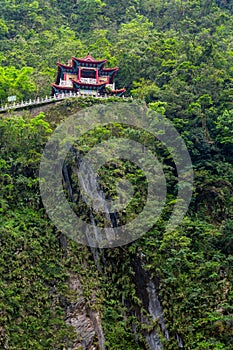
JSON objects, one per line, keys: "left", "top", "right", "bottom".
{"left": 52, "top": 53, "right": 126, "bottom": 97}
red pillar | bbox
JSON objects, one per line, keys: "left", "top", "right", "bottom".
{"left": 96, "top": 68, "right": 98, "bottom": 83}
{"left": 78, "top": 67, "right": 81, "bottom": 81}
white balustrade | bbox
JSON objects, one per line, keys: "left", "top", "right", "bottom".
{"left": 0, "top": 92, "right": 127, "bottom": 112}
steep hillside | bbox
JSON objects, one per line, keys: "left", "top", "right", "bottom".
{"left": 1, "top": 96, "right": 232, "bottom": 349}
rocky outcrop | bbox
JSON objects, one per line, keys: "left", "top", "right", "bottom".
{"left": 65, "top": 274, "right": 105, "bottom": 350}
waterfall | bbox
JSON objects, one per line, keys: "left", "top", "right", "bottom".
{"left": 63, "top": 147, "right": 183, "bottom": 349}
{"left": 146, "top": 279, "right": 170, "bottom": 343}
{"left": 176, "top": 333, "right": 184, "bottom": 348}
{"left": 72, "top": 148, "right": 118, "bottom": 247}
{"left": 132, "top": 255, "right": 185, "bottom": 349}
{"left": 131, "top": 257, "right": 169, "bottom": 349}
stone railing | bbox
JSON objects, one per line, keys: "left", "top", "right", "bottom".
{"left": 0, "top": 91, "right": 126, "bottom": 113}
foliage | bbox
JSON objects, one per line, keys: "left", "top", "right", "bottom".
{"left": 0, "top": 0, "right": 233, "bottom": 349}
{"left": 0, "top": 112, "right": 75, "bottom": 348}
{"left": 0, "top": 66, "right": 36, "bottom": 103}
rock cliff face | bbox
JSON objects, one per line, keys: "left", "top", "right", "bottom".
{"left": 62, "top": 153, "right": 167, "bottom": 350}
{"left": 61, "top": 126, "right": 183, "bottom": 349}
{"left": 65, "top": 274, "right": 105, "bottom": 350}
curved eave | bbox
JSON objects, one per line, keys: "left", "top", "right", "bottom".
{"left": 112, "top": 89, "right": 126, "bottom": 93}
{"left": 55, "top": 63, "right": 75, "bottom": 84}
{"left": 57, "top": 62, "right": 73, "bottom": 69}
{"left": 52, "top": 83, "right": 74, "bottom": 90}
{"left": 110, "top": 88, "right": 126, "bottom": 96}
{"left": 72, "top": 56, "right": 107, "bottom": 64}
{"left": 101, "top": 67, "right": 119, "bottom": 82}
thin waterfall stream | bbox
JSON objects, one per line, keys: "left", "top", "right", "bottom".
{"left": 62, "top": 149, "right": 183, "bottom": 349}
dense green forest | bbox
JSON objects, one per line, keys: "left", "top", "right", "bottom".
{"left": 0, "top": 0, "right": 233, "bottom": 349}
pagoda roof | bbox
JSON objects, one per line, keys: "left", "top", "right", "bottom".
{"left": 56, "top": 55, "right": 117, "bottom": 71}
{"left": 52, "top": 82, "right": 126, "bottom": 91}
{"left": 52, "top": 54, "right": 126, "bottom": 96}
{"left": 57, "top": 62, "right": 73, "bottom": 69}
{"left": 72, "top": 53, "right": 107, "bottom": 64}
